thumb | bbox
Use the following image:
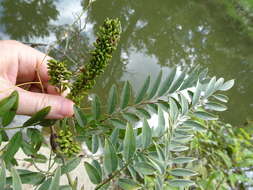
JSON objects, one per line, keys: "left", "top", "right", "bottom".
{"left": 17, "top": 90, "right": 74, "bottom": 119}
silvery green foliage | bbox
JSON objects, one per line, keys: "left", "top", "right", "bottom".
{"left": 0, "top": 66, "right": 234, "bottom": 190}
{"left": 78, "top": 66, "right": 234, "bottom": 189}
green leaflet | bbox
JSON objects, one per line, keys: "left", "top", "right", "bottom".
{"left": 122, "top": 112, "right": 139, "bottom": 123}
{"left": 48, "top": 167, "right": 61, "bottom": 190}
{"left": 135, "top": 75, "right": 150, "bottom": 104}
{"left": 107, "top": 84, "right": 117, "bottom": 114}
{"left": 84, "top": 162, "right": 102, "bottom": 184}
{"left": 183, "top": 120, "right": 206, "bottom": 131}
{"left": 3, "top": 131, "right": 22, "bottom": 163}
{"left": 169, "top": 179, "right": 195, "bottom": 187}
{"left": 118, "top": 178, "right": 142, "bottom": 190}
{"left": 0, "top": 91, "right": 18, "bottom": 114}
{"left": 123, "top": 123, "right": 136, "bottom": 161}
{"left": 135, "top": 108, "right": 151, "bottom": 119}
{"left": 219, "top": 79, "right": 235, "bottom": 91}
{"left": 110, "top": 118, "right": 126, "bottom": 129}
{"left": 11, "top": 168, "right": 22, "bottom": 190}
{"left": 38, "top": 178, "right": 52, "bottom": 190}
{"left": 170, "top": 168, "right": 198, "bottom": 177}
{"left": 180, "top": 93, "right": 189, "bottom": 115}
{"left": 172, "top": 157, "right": 196, "bottom": 164}
{"left": 147, "top": 70, "right": 162, "bottom": 99}
{"left": 91, "top": 94, "right": 101, "bottom": 120}
{"left": 142, "top": 119, "right": 152, "bottom": 148}
{"left": 158, "top": 67, "right": 176, "bottom": 96}
{"left": 0, "top": 161, "right": 6, "bottom": 190}
{"left": 205, "top": 102, "right": 227, "bottom": 112}
{"left": 74, "top": 105, "right": 87, "bottom": 127}
{"left": 134, "top": 162, "right": 156, "bottom": 175}
{"left": 193, "top": 111, "right": 218, "bottom": 120}
{"left": 61, "top": 157, "right": 81, "bottom": 174}
{"left": 103, "top": 138, "right": 118, "bottom": 174}
{"left": 92, "top": 135, "right": 99, "bottom": 154}
{"left": 213, "top": 94, "right": 229, "bottom": 103}
{"left": 155, "top": 106, "right": 165, "bottom": 137}
{"left": 204, "top": 77, "right": 216, "bottom": 98}
{"left": 192, "top": 80, "right": 202, "bottom": 107}
{"left": 23, "top": 106, "right": 51, "bottom": 127}
{"left": 120, "top": 81, "right": 131, "bottom": 109}
{"left": 168, "top": 69, "right": 186, "bottom": 93}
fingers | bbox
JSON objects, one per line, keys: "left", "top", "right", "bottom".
{"left": 17, "top": 90, "right": 74, "bottom": 119}
{"left": 1, "top": 40, "right": 52, "bottom": 84}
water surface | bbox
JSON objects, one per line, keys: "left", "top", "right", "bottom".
{"left": 0, "top": 0, "right": 252, "bottom": 125}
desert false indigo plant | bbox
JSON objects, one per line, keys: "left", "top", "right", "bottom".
{"left": 0, "top": 17, "right": 238, "bottom": 190}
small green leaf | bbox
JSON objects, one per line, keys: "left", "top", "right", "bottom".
{"left": 3, "top": 131, "right": 22, "bottom": 163}
{"left": 204, "top": 77, "right": 216, "bottom": 98}
{"left": 134, "top": 162, "right": 155, "bottom": 175}
{"left": 219, "top": 79, "right": 235, "bottom": 91}
{"left": 110, "top": 128, "right": 119, "bottom": 145}
{"left": 155, "top": 106, "right": 165, "bottom": 137}
{"left": 146, "top": 104, "right": 158, "bottom": 113}
{"left": 91, "top": 160, "right": 102, "bottom": 178}
{"left": 192, "top": 80, "right": 202, "bottom": 107}
{"left": 0, "top": 91, "right": 18, "bottom": 114}
{"left": 135, "top": 75, "right": 150, "bottom": 104}
{"left": 214, "top": 78, "right": 224, "bottom": 90}
{"left": 147, "top": 71, "right": 162, "bottom": 98}
{"left": 123, "top": 123, "right": 136, "bottom": 161}
{"left": 48, "top": 167, "right": 61, "bottom": 190}
{"left": 169, "top": 98, "right": 178, "bottom": 123}
{"left": 179, "top": 66, "right": 200, "bottom": 90}
{"left": 38, "top": 178, "right": 52, "bottom": 190}
{"left": 213, "top": 94, "right": 229, "bottom": 103}
{"left": 183, "top": 120, "right": 206, "bottom": 131}
{"left": 168, "top": 69, "right": 186, "bottom": 93}
{"left": 169, "top": 146, "right": 189, "bottom": 152}
{"left": 118, "top": 178, "right": 141, "bottom": 190}
{"left": 110, "top": 118, "right": 126, "bottom": 129}
{"left": 84, "top": 162, "right": 102, "bottom": 184}
{"left": 92, "top": 135, "right": 99, "bottom": 154}
{"left": 193, "top": 111, "right": 218, "bottom": 120}
{"left": 158, "top": 67, "right": 176, "bottom": 96}
{"left": 135, "top": 108, "right": 151, "bottom": 119}
{"left": 169, "top": 179, "right": 195, "bottom": 187}
{"left": 23, "top": 107, "right": 51, "bottom": 127}
{"left": 74, "top": 105, "right": 87, "bottom": 127}
{"left": 172, "top": 157, "right": 196, "bottom": 164}
{"left": 142, "top": 119, "right": 152, "bottom": 148}
{"left": 205, "top": 102, "right": 227, "bottom": 112}
{"left": 122, "top": 112, "right": 139, "bottom": 123}
{"left": 170, "top": 168, "right": 197, "bottom": 177}
{"left": 104, "top": 139, "right": 118, "bottom": 174}
{"left": 107, "top": 85, "right": 117, "bottom": 114}
{"left": 180, "top": 94, "right": 188, "bottom": 115}
{"left": 0, "top": 161, "right": 6, "bottom": 190}
{"left": 11, "top": 168, "right": 22, "bottom": 190}
{"left": 61, "top": 157, "right": 81, "bottom": 174}
{"left": 91, "top": 94, "right": 101, "bottom": 120}
{"left": 120, "top": 81, "right": 131, "bottom": 109}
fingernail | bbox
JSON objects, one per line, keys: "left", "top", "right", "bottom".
{"left": 59, "top": 98, "right": 74, "bottom": 118}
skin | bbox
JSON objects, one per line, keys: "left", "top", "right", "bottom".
{"left": 0, "top": 40, "right": 74, "bottom": 119}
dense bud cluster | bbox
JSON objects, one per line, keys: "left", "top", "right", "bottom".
{"left": 55, "top": 129, "right": 81, "bottom": 158}
{"left": 69, "top": 18, "right": 121, "bottom": 103}
{"left": 47, "top": 59, "right": 72, "bottom": 93}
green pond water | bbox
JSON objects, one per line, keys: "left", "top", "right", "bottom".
{"left": 0, "top": 0, "right": 252, "bottom": 125}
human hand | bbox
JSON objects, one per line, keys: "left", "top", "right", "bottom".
{"left": 0, "top": 40, "right": 74, "bottom": 119}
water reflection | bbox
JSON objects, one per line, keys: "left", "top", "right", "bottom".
{"left": 85, "top": 0, "right": 253, "bottom": 124}
{"left": 0, "top": 0, "right": 59, "bottom": 40}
